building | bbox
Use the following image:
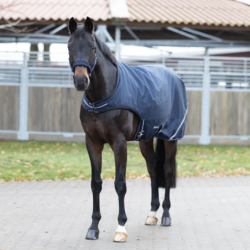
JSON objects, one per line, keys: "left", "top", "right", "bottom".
{"left": 0, "top": 0, "right": 250, "bottom": 145}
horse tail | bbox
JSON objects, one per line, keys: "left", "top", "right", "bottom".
{"left": 155, "top": 139, "right": 166, "bottom": 188}
{"left": 155, "top": 139, "right": 177, "bottom": 188}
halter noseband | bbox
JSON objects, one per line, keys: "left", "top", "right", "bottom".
{"left": 69, "top": 34, "right": 97, "bottom": 77}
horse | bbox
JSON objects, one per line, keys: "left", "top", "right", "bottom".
{"left": 68, "top": 16, "right": 187, "bottom": 243}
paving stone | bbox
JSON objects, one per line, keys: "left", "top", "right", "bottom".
{"left": 0, "top": 176, "right": 250, "bottom": 249}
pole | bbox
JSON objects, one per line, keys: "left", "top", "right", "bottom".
{"left": 115, "top": 25, "right": 121, "bottom": 61}
{"left": 200, "top": 56, "right": 211, "bottom": 145}
{"left": 17, "top": 52, "right": 29, "bottom": 140}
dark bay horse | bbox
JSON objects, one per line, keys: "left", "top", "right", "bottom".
{"left": 68, "top": 17, "right": 178, "bottom": 243}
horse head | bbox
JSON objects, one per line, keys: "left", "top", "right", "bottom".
{"left": 68, "top": 17, "right": 96, "bottom": 91}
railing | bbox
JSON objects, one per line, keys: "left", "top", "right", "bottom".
{"left": 0, "top": 51, "right": 250, "bottom": 144}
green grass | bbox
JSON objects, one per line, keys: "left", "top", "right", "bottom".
{"left": 0, "top": 141, "right": 250, "bottom": 182}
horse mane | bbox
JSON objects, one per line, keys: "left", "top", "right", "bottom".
{"left": 94, "top": 34, "right": 117, "bottom": 67}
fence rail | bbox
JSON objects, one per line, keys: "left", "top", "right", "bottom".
{"left": 0, "top": 51, "right": 250, "bottom": 144}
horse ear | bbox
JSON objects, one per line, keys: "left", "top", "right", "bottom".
{"left": 84, "top": 16, "right": 94, "bottom": 34}
{"left": 68, "top": 17, "right": 77, "bottom": 35}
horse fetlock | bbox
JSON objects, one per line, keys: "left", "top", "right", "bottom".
{"left": 162, "top": 201, "right": 171, "bottom": 213}
{"left": 151, "top": 199, "right": 160, "bottom": 211}
{"left": 91, "top": 213, "right": 101, "bottom": 223}
{"left": 118, "top": 214, "right": 127, "bottom": 225}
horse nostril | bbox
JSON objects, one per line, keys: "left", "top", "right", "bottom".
{"left": 74, "top": 75, "right": 89, "bottom": 88}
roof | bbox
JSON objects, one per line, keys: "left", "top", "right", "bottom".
{"left": 1, "top": 0, "right": 250, "bottom": 28}
{"left": 0, "top": 0, "right": 111, "bottom": 22}
{"left": 127, "top": 0, "right": 250, "bottom": 28}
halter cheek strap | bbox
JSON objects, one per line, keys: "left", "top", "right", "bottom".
{"left": 69, "top": 39, "right": 97, "bottom": 77}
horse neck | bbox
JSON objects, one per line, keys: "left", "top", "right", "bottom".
{"left": 85, "top": 49, "right": 117, "bottom": 103}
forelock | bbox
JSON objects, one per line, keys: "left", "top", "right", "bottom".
{"left": 73, "top": 24, "right": 89, "bottom": 38}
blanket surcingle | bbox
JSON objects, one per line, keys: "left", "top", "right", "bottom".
{"left": 81, "top": 61, "right": 188, "bottom": 141}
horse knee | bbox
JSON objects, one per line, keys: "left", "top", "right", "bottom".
{"left": 91, "top": 179, "right": 102, "bottom": 193}
{"left": 118, "top": 214, "right": 127, "bottom": 225}
{"left": 114, "top": 180, "right": 127, "bottom": 196}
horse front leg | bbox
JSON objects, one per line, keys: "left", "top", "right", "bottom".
{"left": 111, "top": 139, "right": 128, "bottom": 243}
{"left": 85, "top": 136, "right": 104, "bottom": 240}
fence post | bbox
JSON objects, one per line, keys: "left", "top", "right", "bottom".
{"left": 200, "top": 56, "right": 211, "bottom": 145}
{"left": 17, "top": 52, "right": 29, "bottom": 140}
{"left": 115, "top": 25, "right": 121, "bottom": 60}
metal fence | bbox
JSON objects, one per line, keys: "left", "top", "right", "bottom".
{"left": 0, "top": 51, "right": 250, "bottom": 144}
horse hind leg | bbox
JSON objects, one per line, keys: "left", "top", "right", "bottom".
{"left": 139, "top": 138, "right": 160, "bottom": 226}
{"left": 161, "top": 140, "right": 177, "bottom": 226}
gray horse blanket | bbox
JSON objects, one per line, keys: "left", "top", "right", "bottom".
{"left": 81, "top": 61, "right": 188, "bottom": 141}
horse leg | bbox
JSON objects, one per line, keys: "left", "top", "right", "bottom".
{"left": 85, "top": 136, "right": 104, "bottom": 240}
{"left": 111, "top": 139, "right": 128, "bottom": 242}
{"left": 161, "top": 140, "right": 177, "bottom": 226}
{"left": 139, "top": 138, "right": 160, "bottom": 225}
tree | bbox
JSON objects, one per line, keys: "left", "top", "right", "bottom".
{"left": 0, "top": 1, "right": 36, "bottom": 33}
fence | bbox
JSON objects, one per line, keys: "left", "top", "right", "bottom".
{"left": 0, "top": 51, "right": 250, "bottom": 144}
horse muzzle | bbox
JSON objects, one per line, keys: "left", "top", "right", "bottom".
{"left": 73, "top": 75, "right": 89, "bottom": 91}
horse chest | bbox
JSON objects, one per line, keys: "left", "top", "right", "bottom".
{"left": 80, "top": 108, "right": 137, "bottom": 141}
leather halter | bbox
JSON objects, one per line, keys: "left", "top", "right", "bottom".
{"left": 69, "top": 34, "right": 97, "bottom": 77}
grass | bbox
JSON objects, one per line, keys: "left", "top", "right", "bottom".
{"left": 0, "top": 141, "right": 250, "bottom": 182}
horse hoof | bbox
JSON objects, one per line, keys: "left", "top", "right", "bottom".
{"left": 113, "top": 232, "right": 127, "bottom": 243}
{"left": 161, "top": 217, "right": 171, "bottom": 226}
{"left": 145, "top": 216, "right": 158, "bottom": 225}
{"left": 86, "top": 229, "right": 99, "bottom": 240}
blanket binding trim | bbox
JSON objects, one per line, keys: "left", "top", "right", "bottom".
{"left": 83, "top": 99, "right": 108, "bottom": 111}
{"left": 169, "top": 104, "right": 188, "bottom": 140}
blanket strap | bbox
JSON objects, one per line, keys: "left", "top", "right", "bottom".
{"left": 134, "top": 119, "right": 145, "bottom": 141}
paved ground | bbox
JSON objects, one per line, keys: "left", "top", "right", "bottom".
{"left": 0, "top": 177, "right": 250, "bottom": 250}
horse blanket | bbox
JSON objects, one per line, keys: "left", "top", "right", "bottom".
{"left": 81, "top": 61, "right": 188, "bottom": 141}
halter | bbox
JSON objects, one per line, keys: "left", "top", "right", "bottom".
{"left": 69, "top": 34, "right": 97, "bottom": 77}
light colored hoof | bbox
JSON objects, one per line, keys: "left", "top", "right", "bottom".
{"left": 113, "top": 232, "right": 127, "bottom": 242}
{"left": 145, "top": 216, "right": 158, "bottom": 225}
